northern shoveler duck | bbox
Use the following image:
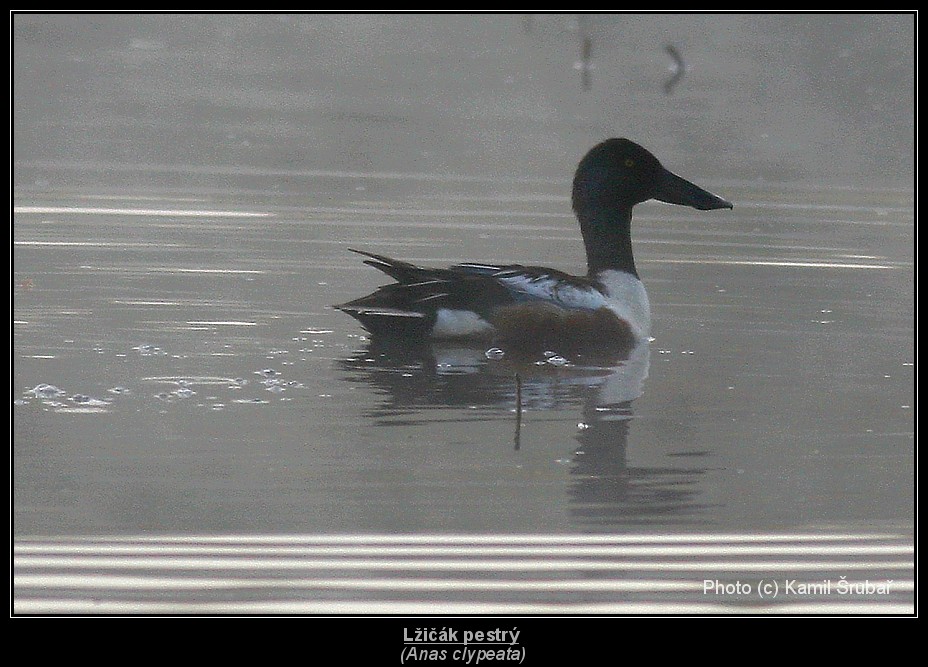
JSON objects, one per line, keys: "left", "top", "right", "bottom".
{"left": 336, "top": 138, "right": 732, "bottom": 352}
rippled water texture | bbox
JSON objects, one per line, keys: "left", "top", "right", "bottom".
{"left": 13, "top": 14, "right": 914, "bottom": 613}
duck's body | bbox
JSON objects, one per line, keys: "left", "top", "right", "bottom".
{"left": 336, "top": 139, "right": 731, "bottom": 352}
{"left": 339, "top": 251, "right": 649, "bottom": 349}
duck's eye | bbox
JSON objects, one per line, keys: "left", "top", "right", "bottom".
{"left": 624, "top": 158, "right": 635, "bottom": 168}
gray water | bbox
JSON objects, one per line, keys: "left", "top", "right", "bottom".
{"left": 13, "top": 14, "right": 914, "bottom": 613}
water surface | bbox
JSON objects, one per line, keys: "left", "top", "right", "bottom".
{"left": 13, "top": 14, "right": 914, "bottom": 613}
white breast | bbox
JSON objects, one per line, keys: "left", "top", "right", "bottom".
{"left": 594, "top": 270, "right": 651, "bottom": 341}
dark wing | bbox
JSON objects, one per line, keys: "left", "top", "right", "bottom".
{"left": 454, "top": 261, "right": 602, "bottom": 304}
{"left": 334, "top": 250, "right": 513, "bottom": 336}
{"left": 483, "top": 265, "right": 605, "bottom": 311}
{"left": 335, "top": 249, "right": 603, "bottom": 338}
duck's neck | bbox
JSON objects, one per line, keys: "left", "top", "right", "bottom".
{"left": 578, "top": 207, "right": 638, "bottom": 278}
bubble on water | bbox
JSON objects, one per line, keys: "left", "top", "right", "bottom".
{"left": 266, "top": 384, "right": 286, "bottom": 393}
{"left": 484, "top": 347, "right": 505, "bottom": 360}
{"left": 154, "top": 392, "right": 172, "bottom": 401}
{"left": 107, "top": 386, "right": 130, "bottom": 395}
{"left": 14, "top": 399, "right": 29, "bottom": 406}
{"left": 173, "top": 388, "right": 196, "bottom": 399}
{"left": 233, "top": 398, "right": 270, "bottom": 405}
{"left": 29, "top": 384, "right": 66, "bottom": 399}
{"left": 543, "top": 350, "right": 557, "bottom": 358}
{"left": 70, "top": 394, "right": 91, "bottom": 403}
{"left": 546, "top": 355, "right": 569, "bottom": 367}
{"left": 256, "top": 369, "right": 279, "bottom": 377}
{"left": 577, "top": 422, "right": 590, "bottom": 430}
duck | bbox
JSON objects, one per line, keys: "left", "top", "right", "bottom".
{"left": 335, "top": 138, "right": 732, "bottom": 353}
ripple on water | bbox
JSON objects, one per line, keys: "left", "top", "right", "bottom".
{"left": 20, "top": 384, "right": 116, "bottom": 413}
{"left": 133, "top": 344, "right": 167, "bottom": 356}
{"left": 22, "top": 370, "right": 303, "bottom": 411}
{"left": 142, "top": 376, "right": 275, "bottom": 404}
{"left": 70, "top": 395, "right": 110, "bottom": 407}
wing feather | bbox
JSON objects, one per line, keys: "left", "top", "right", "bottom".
{"left": 337, "top": 250, "right": 608, "bottom": 338}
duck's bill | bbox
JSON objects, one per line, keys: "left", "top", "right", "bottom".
{"left": 654, "top": 169, "right": 733, "bottom": 210}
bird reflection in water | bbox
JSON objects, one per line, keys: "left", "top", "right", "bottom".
{"left": 337, "top": 339, "right": 712, "bottom": 528}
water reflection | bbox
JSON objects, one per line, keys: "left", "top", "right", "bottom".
{"left": 338, "top": 340, "right": 712, "bottom": 529}
{"left": 663, "top": 44, "right": 685, "bottom": 94}
{"left": 571, "top": 382, "right": 712, "bottom": 529}
{"left": 577, "top": 17, "right": 593, "bottom": 91}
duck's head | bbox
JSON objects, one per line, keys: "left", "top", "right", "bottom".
{"left": 572, "top": 138, "right": 733, "bottom": 215}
